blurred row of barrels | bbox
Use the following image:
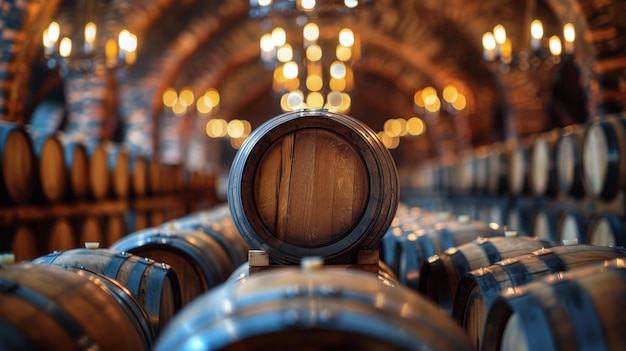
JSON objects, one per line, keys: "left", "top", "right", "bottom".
{"left": 0, "top": 121, "right": 215, "bottom": 205}
{"left": 381, "top": 204, "right": 626, "bottom": 350}
{"left": 407, "top": 114, "right": 626, "bottom": 202}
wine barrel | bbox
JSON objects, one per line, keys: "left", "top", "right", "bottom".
{"left": 0, "top": 121, "right": 36, "bottom": 204}
{"left": 556, "top": 210, "right": 588, "bottom": 244}
{"left": 75, "top": 215, "right": 104, "bottom": 249}
{"left": 0, "top": 262, "right": 149, "bottom": 350}
{"left": 8, "top": 224, "right": 39, "bottom": 262}
{"left": 452, "top": 154, "right": 476, "bottom": 194}
{"left": 129, "top": 152, "right": 148, "bottom": 198}
{"left": 528, "top": 130, "right": 560, "bottom": 197}
{"left": 33, "top": 248, "right": 182, "bottom": 334}
{"left": 147, "top": 158, "right": 162, "bottom": 196}
{"left": 110, "top": 228, "right": 234, "bottom": 306}
{"left": 482, "top": 258, "right": 626, "bottom": 351}
{"left": 105, "top": 142, "right": 130, "bottom": 199}
{"left": 103, "top": 214, "right": 127, "bottom": 246}
{"left": 228, "top": 110, "right": 399, "bottom": 265}
{"left": 396, "top": 216, "right": 506, "bottom": 290}
{"left": 85, "top": 141, "right": 110, "bottom": 200}
{"left": 473, "top": 146, "right": 490, "bottom": 194}
{"left": 126, "top": 210, "right": 150, "bottom": 232}
{"left": 162, "top": 203, "right": 250, "bottom": 267}
{"left": 530, "top": 206, "right": 561, "bottom": 242}
{"left": 30, "top": 131, "right": 67, "bottom": 202}
{"left": 587, "top": 214, "right": 626, "bottom": 246}
{"left": 453, "top": 245, "right": 626, "bottom": 349}
{"left": 71, "top": 268, "right": 155, "bottom": 349}
{"left": 419, "top": 235, "right": 552, "bottom": 314}
{"left": 153, "top": 267, "right": 473, "bottom": 351}
{"left": 507, "top": 138, "right": 532, "bottom": 196}
{"left": 45, "top": 218, "right": 77, "bottom": 252}
{"left": 555, "top": 124, "right": 586, "bottom": 198}
{"left": 58, "top": 135, "right": 90, "bottom": 201}
{"left": 582, "top": 115, "right": 626, "bottom": 200}
{"left": 486, "top": 142, "right": 509, "bottom": 194}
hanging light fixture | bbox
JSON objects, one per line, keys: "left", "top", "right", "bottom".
{"left": 42, "top": 0, "right": 138, "bottom": 76}
{"left": 250, "top": 0, "right": 371, "bottom": 113}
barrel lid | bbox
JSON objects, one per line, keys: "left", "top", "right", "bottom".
{"left": 228, "top": 109, "right": 399, "bottom": 264}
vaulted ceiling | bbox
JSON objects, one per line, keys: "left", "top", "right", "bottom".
{"left": 3, "top": 0, "right": 625, "bottom": 169}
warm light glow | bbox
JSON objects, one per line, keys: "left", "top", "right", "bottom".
{"left": 407, "top": 117, "right": 425, "bottom": 136}
{"left": 493, "top": 24, "right": 506, "bottom": 45}
{"left": 384, "top": 119, "right": 397, "bottom": 137}
{"left": 242, "top": 120, "right": 252, "bottom": 136}
{"left": 452, "top": 93, "right": 467, "bottom": 110}
{"left": 329, "top": 77, "right": 346, "bottom": 91}
{"left": 327, "top": 91, "right": 343, "bottom": 109}
{"left": 421, "top": 86, "right": 437, "bottom": 101}
{"left": 413, "top": 90, "right": 424, "bottom": 107}
{"left": 205, "top": 88, "right": 220, "bottom": 107}
{"left": 336, "top": 45, "right": 352, "bottom": 61}
{"left": 227, "top": 119, "right": 245, "bottom": 138}
{"left": 47, "top": 22, "right": 60, "bottom": 43}
{"left": 280, "top": 93, "right": 292, "bottom": 111}
{"left": 396, "top": 118, "right": 408, "bottom": 136}
{"left": 105, "top": 38, "right": 117, "bottom": 66}
{"left": 306, "top": 74, "right": 323, "bottom": 91}
{"left": 339, "top": 92, "right": 351, "bottom": 112}
{"left": 59, "top": 37, "right": 72, "bottom": 57}
{"left": 339, "top": 28, "right": 355, "bottom": 47}
{"left": 276, "top": 43, "right": 293, "bottom": 62}
{"left": 271, "top": 27, "right": 287, "bottom": 46}
{"left": 260, "top": 33, "right": 274, "bottom": 52}
{"left": 84, "top": 22, "right": 97, "bottom": 44}
{"left": 196, "top": 96, "right": 213, "bottom": 114}
{"left": 442, "top": 85, "right": 458, "bottom": 103}
{"left": 179, "top": 87, "right": 195, "bottom": 107}
{"left": 344, "top": 0, "right": 358, "bottom": 8}
{"left": 163, "top": 88, "right": 178, "bottom": 107}
{"left": 283, "top": 61, "right": 299, "bottom": 79}
{"left": 563, "top": 23, "right": 575, "bottom": 42}
{"left": 258, "top": 0, "right": 272, "bottom": 6}
{"left": 300, "top": 0, "right": 316, "bottom": 11}
{"left": 171, "top": 101, "right": 187, "bottom": 116}
{"left": 425, "top": 95, "right": 441, "bottom": 113}
{"left": 531, "top": 19, "right": 543, "bottom": 40}
{"left": 330, "top": 61, "right": 346, "bottom": 79}
{"left": 306, "top": 44, "right": 322, "bottom": 61}
{"left": 43, "top": 29, "right": 53, "bottom": 49}
{"left": 482, "top": 32, "right": 496, "bottom": 51}
{"left": 287, "top": 90, "right": 304, "bottom": 110}
{"left": 549, "top": 35, "right": 562, "bottom": 56}
{"left": 206, "top": 119, "right": 228, "bottom": 138}
{"left": 118, "top": 29, "right": 131, "bottom": 50}
{"left": 303, "top": 23, "right": 319, "bottom": 41}
{"left": 306, "top": 92, "right": 324, "bottom": 108}
{"left": 284, "top": 77, "right": 300, "bottom": 91}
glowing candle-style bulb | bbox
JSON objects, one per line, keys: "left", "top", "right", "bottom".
{"left": 530, "top": 19, "right": 543, "bottom": 51}
{"left": 563, "top": 23, "right": 575, "bottom": 54}
{"left": 549, "top": 35, "right": 562, "bottom": 56}
{"left": 84, "top": 22, "right": 96, "bottom": 55}
{"left": 482, "top": 32, "right": 496, "bottom": 61}
{"left": 59, "top": 37, "right": 72, "bottom": 58}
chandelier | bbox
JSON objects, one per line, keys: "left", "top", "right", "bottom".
{"left": 250, "top": 0, "right": 371, "bottom": 113}
{"left": 42, "top": 0, "right": 138, "bottom": 76}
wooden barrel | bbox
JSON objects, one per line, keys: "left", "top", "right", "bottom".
{"left": 148, "top": 158, "right": 162, "bottom": 196}
{"left": 452, "top": 154, "right": 475, "bottom": 194}
{"left": 126, "top": 210, "right": 150, "bottom": 232}
{"left": 587, "top": 214, "right": 626, "bottom": 246}
{"left": 103, "top": 214, "right": 127, "bottom": 246}
{"left": 419, "top": 235, "right": 553, "bottom": 314}
{"left": 555, "top": 124, "right": 586, "bottom": 198}
{"left": 58, "top": 135, "right": 90, "bottom": 201}
{"left": 396, "top": 216, "right": 506, "bottom": 290}
{"left": 75, "top": 215, "right": 104, "bottom": 248}
{"left": 110, "top": 228, "right": 234, "bottom": 306}
{"left": 30, "top": 131, "right": 67, "bottom": 202}
{"left": 530, "top": 206, "right": 561, "bottom": 242}
{"left": 33, "top": 248, "right": 182, "bottom": 334}
{"left": 153, "top": 267, "right": 473, "bottom": 351}
{"left": 0, "top": 121, "right": 36, "bottom": 204}
{"left": 507, "top": 138, "right": 532, "bottom": 196}
{"left": 486, "top": 142, "right": 509, "bottom": 194}
{"left": 8, "top": 224, "right": 39, "bottom": 262}
{"left": 482, "top": 258, "right": 626, "bottom": 351}
{"left": 528, "top": 130, "right": 560, "bottom": 197}
{"left": 105, "top": 142, "right": 130, "bottom": 199}
{"left": 452, "top": 245, "right": 626, "bottom": 349}
{"left": 85, "top": 141, "right": 110, "bottom": 200}
{"left": 228, "top": 110, "right": 399, "bottom": 265}
{"left": 556, "top": 209, "right": 588, "bottom": 244}
{"left": 0, "top": 262, "right": 150, "bottom": 350}
{"left": 45, "top": 218, "right": 77, "bottom": 252}
{"left": 162, "top": 203, "right": 250, "bottom": 267}
{"left": 473, "top": 146, "right": 490, "bottom": 194}
{"left": 129, "top": 152, "right": 148, "bottom": 197}
{"left": 581, "top": 115, "right": 626, "bottom": 200}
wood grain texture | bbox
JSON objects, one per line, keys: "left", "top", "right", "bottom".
{"left": 254, "top": 129, "right": 369, "bottom": 247}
